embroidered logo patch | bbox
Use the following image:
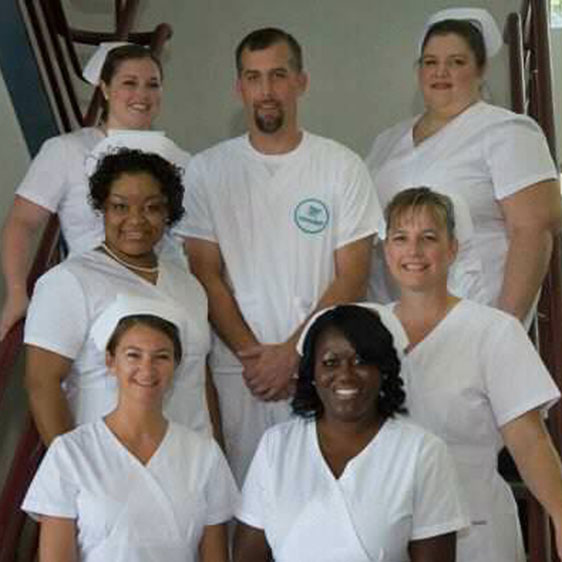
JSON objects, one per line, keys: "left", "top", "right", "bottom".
{"left": 294, "top": 199, "right": 330, "bottom": 234}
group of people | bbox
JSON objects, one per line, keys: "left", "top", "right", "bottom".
{"left": 1, "top": 5, "right": 562, "bottom": 561}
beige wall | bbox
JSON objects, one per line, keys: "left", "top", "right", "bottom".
{"left": 63, "top": 0, "right": 520, "bottom": 156}
{"left": 0, "top": 70, "right": 31, "bottom": 484}
{"left": 552, "top": 27, "right": 562, "bottom": 165}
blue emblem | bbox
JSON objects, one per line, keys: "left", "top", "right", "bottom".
{"left": 294, "top": 198, "right": 330, "bottom": 234}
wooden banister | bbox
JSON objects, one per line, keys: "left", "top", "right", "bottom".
{"left": 505, "top": 1, "right": 562, "bottom": 560}
{"left": 0, "top": 2, "right": 172, "bottom": 557}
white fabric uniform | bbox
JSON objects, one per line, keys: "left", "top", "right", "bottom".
{"left": 15, "top": 128, "right": 190, "bottom": 264}
{"left": 238, "top": 417, "right": 468, "bottom": 562}
{"left": 17, "top": 128, "right": 105, "bottom": 255}
{"left": 22, "top": 420, "right": 238, "bottom": 562}
{"left": 174, "top": 131, "right": 381, "bottom": 482}
{"left": 366, "top": 101, "right": 558, "bottom": 309}
{"left": 24, "top": 249, "right": 211, "bottom": 434}
{"left": 389, "top": 299, "right": 561, "bottom": 562}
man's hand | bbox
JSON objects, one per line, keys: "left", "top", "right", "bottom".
{"left": 238, "top": 341, "right": 299, "bottom": 401}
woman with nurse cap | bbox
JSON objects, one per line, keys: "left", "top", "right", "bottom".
{"left": 234, "top": 303, "right": 468, "bottom": 561}
{"left": 366, "top": 7, "right": 561, "bottom": 325}
{"left": 22, "top": 295, "right": 238, "bottom": 562}
{"left": 381, "top": 186, "right": 562, "bottom": 561}
{"left": 24, "top": 147, "right": 213, "bottom": 446}
{"left": 0, "top": 42, "right": 189, "bottom": 340}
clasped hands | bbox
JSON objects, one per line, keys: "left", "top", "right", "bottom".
{"left": 238, "top": 341, "right": 300, "bottom": 402}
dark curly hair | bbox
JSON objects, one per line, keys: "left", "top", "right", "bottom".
{"left": 89, "top": 148, "right": 185, "bottom": 226}
{"left": 292, "top": 305, "right": 406, "bottom": 420}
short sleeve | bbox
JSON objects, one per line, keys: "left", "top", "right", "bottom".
{"left": 24, "top": 267, "right": 89, "bottom": 359}
{"left": 204, "top": 441, "right": 239, "bottom": 525}
{"left": 482, "top": 315, "right": 560, "bottom": 427}
{"left": 336, "top": 156, "right": 381, "bottom": 249}
{"left": 411, "top": 433, "right": 469, "bottom": 540}
{"left": 484, "top": 117, "right": 557, "bottom": 200}
{"left": 236, "top": 433, "right": 270, "bottom": 529}
{"left": 173, "top": 157, "right": 217, "bottom": 242}
{"left": 16, "top": 136, "right": 69, "bottom": 212}
{"left": 21, "top": 436, "right": 79, "bottom": 520}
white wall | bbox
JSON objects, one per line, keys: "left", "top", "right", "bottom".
{"left": 63, "top": 0, "right": 520, "bottom": 157}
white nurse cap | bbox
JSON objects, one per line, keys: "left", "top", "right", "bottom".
{"left": 296, "top": 303, "right": 409, "bottom": 358}
{"left": 419, "top": 7, "right": 503, "bottom": 58}
{"left": 83, "top": 41, "right": 132, "bottom": 85}
{"left": 84, "top": 130, "right": 189, "bottom": 178}
{"left": 91, "top": 293, "right": 185, "bottom": 352}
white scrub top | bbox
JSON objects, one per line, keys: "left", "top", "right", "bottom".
{"left": 22, "top": 420, "right": 238, "bottom": 562}
{"left": 15, "top": 127, "right": 190, "bottom": 264}
{"left": 391, "top": 299, "right": 560, "bottom": 561}
{"left": 238, "top": 417, "right": 468, "bottom": 562}
{"left": 366, "top": 101, "right": 557, "bottom": 308}
{"left": 175, "top": 131, "right": 381, "bottom": 374}
{"left": 17, "top": 128, "right": 105, "bottom": 254}
{"left": 24, "top": 249, "right": 211, "bottom": 434}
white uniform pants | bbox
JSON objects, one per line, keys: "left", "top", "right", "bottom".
{"left": 214, "top": 372, "right": 291, "bottom": 485}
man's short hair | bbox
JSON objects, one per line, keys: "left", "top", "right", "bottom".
{"left": 235, "top": 27, "right": 303, "bottom": 75}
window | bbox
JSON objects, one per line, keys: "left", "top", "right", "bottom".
{"left": 553, "top": 0, "right": 562, "bottom": 27}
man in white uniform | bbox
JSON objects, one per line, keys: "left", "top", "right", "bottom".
{"left": 174, "top": 28, "right": 380, "bottom": 483}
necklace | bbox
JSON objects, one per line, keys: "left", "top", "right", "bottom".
{"left": 101, "top": 243, "right": 159, "bottom": 274}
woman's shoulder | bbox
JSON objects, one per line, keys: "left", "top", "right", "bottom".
{"left": 454, "top": 299, "right": 521, "bottom": 329}
{"left": 48, "top": 421, "right": 103, "bottom": 460}
{"left": 40, "top": 127, "right": 103, "bottom": 153}
{"left": 477, "top": 102, "right": 544, "bottom": 134}
{"left": 386, "top": 417, "right": 450, "bottom": 458}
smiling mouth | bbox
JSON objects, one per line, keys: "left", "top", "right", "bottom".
{"left": 334, "top": 388, "right": 360, "bottom": 399}
{"left": 402, "top": 263, "right": 427, "bottom": 271}
{"left": 122, "top": 231, "right": 147, "bottom": 240}
{"left": 129, "top": 103, "right": 151, "bottom": 113}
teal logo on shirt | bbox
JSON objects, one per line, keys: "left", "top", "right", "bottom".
{"left": 294, "top": 199, "right": 330, "bottom": 233}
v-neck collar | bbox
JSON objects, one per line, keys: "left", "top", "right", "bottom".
{"left": 311, "top": 418, "right": 389, "bottom": 482}
{"left": 410, "top": 101, "right": 485, "bottom": 149}
{"left": 99, "top": 418, "right": 172, "bottom": 469}
{"left": 397, "top": 300, "right": 464, "bottom": 356}
{"left": 95, "top": 248, "right": 161, "bottom": 287}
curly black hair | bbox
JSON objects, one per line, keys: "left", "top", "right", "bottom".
{"left": 89, "top": 148, "right": 185, "bottom": 226}
{"left": 292, "top": 305, "right": 406, "bottom": 420}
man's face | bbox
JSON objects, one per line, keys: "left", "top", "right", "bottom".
{"left": 236, "top": 41, "right": 307, "bottom": 135}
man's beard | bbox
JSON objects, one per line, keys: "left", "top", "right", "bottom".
{"left": 254, "top": 104, "right": 284, "bottom": 133}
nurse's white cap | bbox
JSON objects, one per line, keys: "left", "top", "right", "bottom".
{"left": 83, "top": 42, "right": 132, "bottom": 85}
{"left": 419, "top": 7, "right": 503, "bottom": 58}
{"left": 85, "top": 130, "right": 190, "bottom": 178}
{"left": 296, "top": 303, "right": 409, "bottom": 358}
{"left": 91, "top": 293, "right": 185, "bottom": 353}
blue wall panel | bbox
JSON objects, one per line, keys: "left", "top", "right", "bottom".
{"left": 0, "top": 1, "right": 58, "bottom": 156}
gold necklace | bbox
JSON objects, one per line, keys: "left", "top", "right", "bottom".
{"left": 101, "top": 243, "right": 159, "bottom": 274}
